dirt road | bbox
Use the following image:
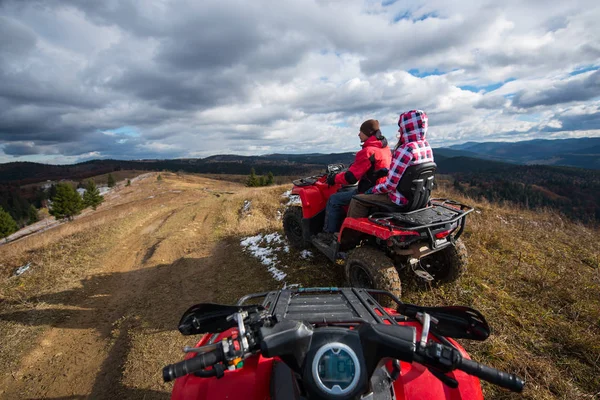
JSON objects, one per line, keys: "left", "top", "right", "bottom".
{"left": 0, "top": 173, "right": 272, "bottom": 399}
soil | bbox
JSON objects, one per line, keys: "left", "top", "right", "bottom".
{"left": 0, "top": 173, "right": 253, "bottom": 399}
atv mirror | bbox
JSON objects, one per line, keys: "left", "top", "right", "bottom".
{"left": 178, "top": 303, "right": 264, "bottom": 335}
{"left": 397, "top": 304, "right": 490, "bottom": 341}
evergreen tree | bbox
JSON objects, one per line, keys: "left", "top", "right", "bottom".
{"left": 27, "top": 204, "right": 39, "bottom": 224}
{"left": 0, "top": 207, "right": 18, "bottom": 241}
{"left": 107, "top": 173, "right": 116, "bottom": 188}
{"left": 83, "top": 180, "right": 103, "bottom": 210}
{"left": 157, "top": 174, "right": 163, "bottom": 182}
{"left": 258, "top": 176, "right": 266, "bottom": 186}
{"left": 126, "top": 179, "right": 131, "bottom": 187}
{"left": 266, "top": 171, "right": 274, "bottom": 185}
{"left": 50, "top": 183, "right": 83, "bottom": 221}
{"left": 48, "top": 184, "right": 58, "bottom": 200}
{"left": 247, "top": 168, "right": 259, "bottom": 187}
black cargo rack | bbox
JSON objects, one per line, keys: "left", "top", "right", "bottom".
{"left": 367, "top": 198, "right": 474, "bottom": 247}
{"left": 236, "top": 287, "right": 403, "bottom": 326}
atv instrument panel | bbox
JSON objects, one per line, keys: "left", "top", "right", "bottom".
{"left": 312, "top": 342, "right": 360, "bottom": 396}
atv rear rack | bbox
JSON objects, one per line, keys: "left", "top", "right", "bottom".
{"left": 367, "top": 199, "right": 473, "bottom": 249}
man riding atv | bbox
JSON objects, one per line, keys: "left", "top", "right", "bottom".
{"left": 284, "top": 110, "right": 472, "bottom": 298}
{"left": 318, "top": 119, "right": 391, "bottom": 243}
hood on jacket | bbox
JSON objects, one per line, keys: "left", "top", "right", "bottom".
{"left": 397, "top": 110, "right": 427, "bottom": 146}
{"left": 362, "top": 132, "right": 388, "bottom": 148}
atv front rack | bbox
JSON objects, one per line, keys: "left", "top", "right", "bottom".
{"left": 235, "top": 287, "right": 490, "bottom": 342}
{"left": 237, "top": 287, "right": 401, "bottom": 326}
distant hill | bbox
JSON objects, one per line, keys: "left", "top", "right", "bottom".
{"left": 440, "top": 137, "right": 600, "bottom": 170}
{"left": 1, "top": 138, "right": 599, "bottom": 224}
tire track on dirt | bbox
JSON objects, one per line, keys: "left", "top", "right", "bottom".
{"left": 0, "top": 185, "right": 228, "bottom": 399}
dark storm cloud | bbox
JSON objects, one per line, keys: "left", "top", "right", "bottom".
{"left": 512, "top": 70, "right": 600, "bottom": 108}
{"left": 0, "top": 15, "right": 37, "bottom": 56}
{"left": 108, "top": 67, "right": 249, "bottom": 110}
{"left": 1, "top": 0, "right": 599, "bottom": 162}
{"left": 2, "top": 142, "right": 51, "bottom": 156}
{"left": 542, "top": 111, "right": 600, "bottom": 132}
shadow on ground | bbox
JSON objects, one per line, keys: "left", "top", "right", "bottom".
{"left": 0, "top": 236, "right": 347, "bottom": 399}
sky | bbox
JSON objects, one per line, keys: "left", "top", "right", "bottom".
{"left": 1, "top": 0, "right": 599, "bottom": 164}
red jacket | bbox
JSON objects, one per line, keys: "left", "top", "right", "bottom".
{"left": 334, "top": 135, "right": 392, "bottom": 193}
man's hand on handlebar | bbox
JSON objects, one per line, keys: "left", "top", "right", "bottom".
{"left": 326, "top": 172, "right": 337, "bottom": 186}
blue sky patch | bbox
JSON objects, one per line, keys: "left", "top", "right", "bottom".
{"left": 517, "top": 113, "right": 541, "bottom": 122}
{"left": 394, "top": 10, "right": 438, "bottom": 22}
{"left": 408, "top": 68, "right": 447, "bottom": 78}
{"left": 569, "top": 65, "right": 599, "bottom": 76}
{"left": 459, "top": 78, "right": 516, "bottom": 93}
{"left": 105, "top": 126, "right": 140, "bottom": 137}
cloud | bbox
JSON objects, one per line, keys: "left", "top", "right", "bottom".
{"left": 0, "top": 0, "right": 599, "bottom": 163}
{"left": 512, "top": 70, "right": 600, "bottom": 108}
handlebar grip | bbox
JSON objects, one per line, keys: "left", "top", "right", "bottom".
{"left": 163, "top": 349, "right": 222, "bottom": 382}
{"left": 458, "top": 358, "right": 525, "bottom": 393}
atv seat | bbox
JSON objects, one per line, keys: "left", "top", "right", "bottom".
{"left": 354, "top": 162, "right": 436, "bottom": 213}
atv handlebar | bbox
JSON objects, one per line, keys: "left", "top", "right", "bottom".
{"left": 458, "top": 357, "right": 525, "bottom": 392}
{"left": 163, "top": 289, "right": 526, "bottom": 395}
{"left": 163, "top": 346, "right": 223, "bottom": 382}
{"left": 415, "top": 341, "right": 524, "bottom": 393}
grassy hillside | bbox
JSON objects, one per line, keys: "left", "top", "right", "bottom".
{"left": 0, "top": 173, "right": 597, "bottom": 399}
{"left": 211, "top": 180, "right": 600, "bottom": 399}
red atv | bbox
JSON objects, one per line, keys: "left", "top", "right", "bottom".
{"left": 283, "top": 163, "right": 473, "bottom": 299}
{"left": 163, "top": 287, "right": 524, "bottom": 399}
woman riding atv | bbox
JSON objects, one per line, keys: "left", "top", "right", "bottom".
{"left": 318, "top": 119, "right": 391, "bottom": 243}
{"left": 348, "top": 110, "right": 434, "bottom": 217}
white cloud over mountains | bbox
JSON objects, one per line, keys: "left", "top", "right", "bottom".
{"left": 0, "top": 0, "right": 599, "bottom": 163}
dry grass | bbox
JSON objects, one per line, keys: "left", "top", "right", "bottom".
{"left": 1, "top": 172, "right": 597, "bottom": 399}
{"left": 210, "top": 181, "right": 600, "bottom": 399}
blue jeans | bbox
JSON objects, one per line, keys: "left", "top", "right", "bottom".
{"left": 323, "top": 189, "right": 357, "bottom": 233}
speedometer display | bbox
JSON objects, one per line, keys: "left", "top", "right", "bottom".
{"left": 317, "top": 349, "right": 355, "bottom": 386}
{"left": 312, "top": 343, "right": 360, "bottom": 395}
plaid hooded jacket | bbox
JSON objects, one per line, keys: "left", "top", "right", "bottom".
{"left": 370, "top": 110, "right": 434, "bottom": 205}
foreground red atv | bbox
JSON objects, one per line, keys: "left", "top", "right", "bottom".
{"left": 163, "top": 287, "right": 524, "bottom": 399}
{"left": 283, "top": 163, "right": 473, "bottom": 299}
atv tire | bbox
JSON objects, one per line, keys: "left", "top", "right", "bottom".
{"left": 421, "top": 238, "right": 468, "bottom": 283}
{"left": 345, "top": 246, "right": 401, "bottom": 307}
{"left": 283, "top": 206, "right": 308, "bottom": 250}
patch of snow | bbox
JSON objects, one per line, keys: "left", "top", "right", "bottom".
{"left": 283, "top": 283, "right": 300, "bottom": 289}
{"left": 240, "top": 233, "right": 288, "bottom": 281}
{"left": 14, "top": 262, "right": 31, "bottom": 276}
{"left": 300, "top": 250, "right": 313, "bottom": 259}
{"left": 282, "top": 190, "right": 301, "bottom": 206}
{"left": 76, "top": 188, "right": 86, "bottom": 197}
{"left": 241, "top": 200, "right": 252, "bottom": 215}
{"left": 98, "top": 186, "right": 111, "bottom": 196}
{"left": 147, "top": 195, "right": 155, "bottom": 199}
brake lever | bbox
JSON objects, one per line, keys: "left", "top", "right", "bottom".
{"left": 427, "top": 366, "right": 458, "bottom": 389}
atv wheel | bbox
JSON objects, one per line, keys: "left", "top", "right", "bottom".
{"left": 283, "top": 206, "right": 308, "bottom": 250}
{"left": 421, "top": 238, "right": 468, "bottom": 283}
{"left": 345, "top": 246, "right": 401, "bottom": 307}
